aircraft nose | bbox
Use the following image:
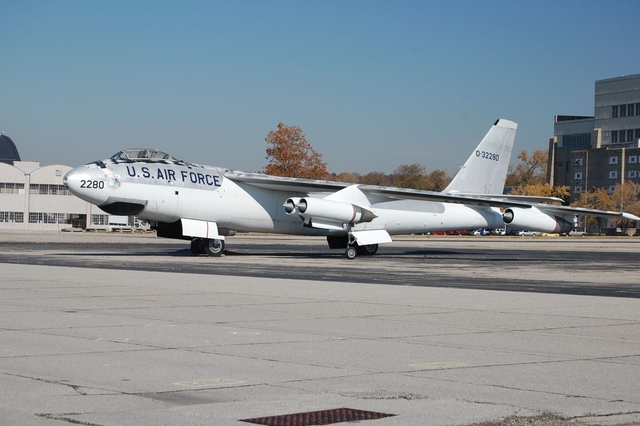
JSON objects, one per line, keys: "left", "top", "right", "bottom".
{"left": 64, "top": 164, "right": 110, "bottom": 205}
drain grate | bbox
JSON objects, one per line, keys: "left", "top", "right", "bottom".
{"left": 240, "top": 407, "right": 396, "bottom": 425}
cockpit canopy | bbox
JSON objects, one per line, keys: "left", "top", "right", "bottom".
{"left": 110, "top": 149, "right": 177, "bottom": 161}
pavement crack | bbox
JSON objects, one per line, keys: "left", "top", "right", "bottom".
{"left": 570, "top": 410, "right": 640, "bottom": 421}
{"left": 0, "top": 371, "right": 114, "bottom": 397}
{"left": 35, "top": 413, "right": 105, "bottom": 426}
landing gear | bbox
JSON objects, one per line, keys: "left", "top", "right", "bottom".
{"left": 341, "top": 228, "right": 380, "bottom": 260}
{"left": 204, "top": 238, "right": 225, "bottom": 256}
{"left": 344, "top": 243, "right": 379, "bottom": 259}
{"left": 356, "top": 243, "right": 378, "bottom": 256}
{"left": 190, "top": 238, "right": 204, "bottom": 254}
{"left": 190, "top": 238, "right": 225, "bottom": 256}
{"left": 345, "top": 246, "right": 357, "bottom": 260}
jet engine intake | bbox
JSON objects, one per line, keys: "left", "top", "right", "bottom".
{"left": 284, "top": 197, "right": 375, "bottom": 224}
{"left": 502, "top": 207, "right": 572, "bottom": 234}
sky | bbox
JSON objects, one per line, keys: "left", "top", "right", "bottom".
{"left": 2, "top": 1, "right": 640, "bottom": 176}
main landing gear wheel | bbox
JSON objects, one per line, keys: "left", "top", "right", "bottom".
{"left": 191, "top": 238, "right": 204, "bottom": 254}
{"left": 356, "top": 243, "right": 378, "bottom": 256}
{"left": 204, "top": 238, "right": 225, "bottom": 256}
{"left": 345, "top": 246, "right": 357, "bottom": 260}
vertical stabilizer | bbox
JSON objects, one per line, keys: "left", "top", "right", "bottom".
{"left": 443, "top": 119, "right": 517, "bottom": 195}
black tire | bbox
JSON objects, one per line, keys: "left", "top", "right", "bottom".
{"left": 204, "top": 239, "right": 225, "bottom": 256}
{"left": 355, "top": 243, "right": 378, "bottom": 255}
{"left": 190, "top": 238, "right": 203, "bottom": 254}
{"left": 345, "top": 246, "right": 357, "bottom": 260}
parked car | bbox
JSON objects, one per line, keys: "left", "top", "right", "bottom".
{"left": 567, "top": 228, "right": 586, "bottom": 236}
{"left": 492, "top": 228, "right": 507, "bottom": 236}
{"left": 507, "top": 229, "right": 524, "bottom": 236}
{"left": 521, "top": 230, "right": 540, "bottom": 236}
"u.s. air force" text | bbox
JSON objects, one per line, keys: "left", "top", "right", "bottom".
{"left": 126, "top": 166, "right": 221, "bottom": 187}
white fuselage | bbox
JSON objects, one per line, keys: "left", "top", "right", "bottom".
{"left": 64, "top": 159, "right": 504, "bottom": 236}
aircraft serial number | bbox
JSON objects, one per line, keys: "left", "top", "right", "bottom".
{"left": 476, "top": 150, "right": 499, "bottom": 161}
{"left": 80, "top": 180, "right": 105, "bottom": 189}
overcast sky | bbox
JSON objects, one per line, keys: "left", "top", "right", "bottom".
{"left": 2, "top": 1, "right": 640, "bottom": 175}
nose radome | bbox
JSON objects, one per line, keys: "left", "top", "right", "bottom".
{"left": 64, "top": 165, "right": 110, "bottom": 205}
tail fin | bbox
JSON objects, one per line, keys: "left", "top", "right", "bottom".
{"left": 443, "top": 118, "right": 517, "bottom": 195}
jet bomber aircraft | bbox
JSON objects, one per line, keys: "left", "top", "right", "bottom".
{"left": 64, "top": 119, "right": 639, "bottom": 259}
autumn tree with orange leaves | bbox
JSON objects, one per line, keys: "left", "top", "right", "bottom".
{"left": 264, "top": 123, "right": 328, "bottom": 179}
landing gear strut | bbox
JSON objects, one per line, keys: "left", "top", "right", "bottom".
{"left": 343, "top": 232, "right": 379, "bottom": 259}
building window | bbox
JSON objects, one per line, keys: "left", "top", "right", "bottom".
{"left": 636, "top": 103, "right": 640, "bottom": 116}
{"left": 574, "top": 186, "right": 582, "bottom": 194}
{"left": 608, "top": 185, "right": 616, "bottom": 193}
{"left": 0, "top": 183, "right": 25, "bottom": 194}
{"left": 28, "top": 213, "right": 70, "bottom": 224}
{"left": 630, "top": 155, "right": 638, "bottom": 164}
{"left": 574, "top": 172, "right": 583, "bottom": 180}
{"left": 612, "top": 105, "right": 619, "bottom": 118}
{"left": 609, "top": 170, "right": 618, "bottom": 179}
{"left": 609, "top": 156, "right": 618, "bottom": 165}
{"left": 29, "top": 184, "right": 72, "bottom": 196}
{"left": 91, "top": 214, "right": 109, "bottom": 225}
{"left": 629, "top": 104, "right": 636, "bottom": 117}
{"left": 562, "top": 133, "right": 591, "bottom": 148}
{"left": 574, "top": 158, "right": 583, "bottom": 166}
{"left": 612, "top": 131, "right": 619, "bottom": 143}
{"left": 628, "top": 170, "right": 638, "bottom": 179}
{"left": 635, "top": 128, "right": 640, "bottom": 140}
{"left": 620, "top": 104, "right": 627, "bottom": 117}
{"left": 0, "top": 212, "right": 24, "bottom": 223}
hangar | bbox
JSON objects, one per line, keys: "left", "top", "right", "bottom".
{"left": 0, "top": 134, "right": 119, "bottom": 231}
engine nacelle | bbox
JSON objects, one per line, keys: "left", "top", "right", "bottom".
{"left": 284, "top": 197, "right": 375, "bottom": 225}
{"left": 502, "top": 207, "right": 572, "bottom": 234}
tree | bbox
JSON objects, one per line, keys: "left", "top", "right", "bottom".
{"left": 509, "top": 182, "right": 570, "bottom": 199}
{"left": 327, "top": 172, "right": 361, "bottom": 183}
{"left": 571, "top": 182, "right": 640, "bottom": 232}
{"left": 505, "top": 149, "right": 569, "bottom": 199}
{"left": 423, "top": 170, "right": 452, "bottom": 192}
{"left": 264, "top": 123, "right": 328, "bottom": 179}
{"left": 610, "top": 182, "right": 640, "bottom": 231}
{"left": 360, "top": 171, "right": 392, "bottom": 186}
{"left": 392, "top": 164, "right": 428, "bottom": 189}
{"left": 505, "top": 149, "right": 548, "bottom": 187}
